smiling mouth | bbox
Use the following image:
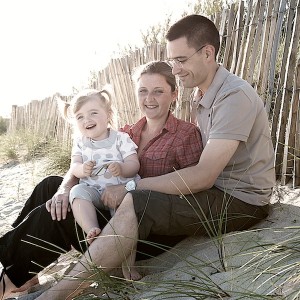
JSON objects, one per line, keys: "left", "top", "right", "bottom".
{"left": 86, "top": 124, "right": 96, "bottom": 129}
{"left": 145, "top": 105, "right": 158, "bottom": 109}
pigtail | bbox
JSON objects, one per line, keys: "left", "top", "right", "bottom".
{"left": 55, "top": 94, "right": 72, "bottom": 122}
{"left": 99, "top": 84, "right": 118, "bottom": 129}
{"left": 99, "top": 84, "right": 113, "bottom": 104}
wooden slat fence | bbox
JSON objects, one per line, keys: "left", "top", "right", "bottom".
{"left": 8, "top": 0, "right": 300, "bottom": 185}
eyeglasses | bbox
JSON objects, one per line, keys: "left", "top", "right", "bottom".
{"left": 167, "top": 44, "right": 207, "bottom": 69}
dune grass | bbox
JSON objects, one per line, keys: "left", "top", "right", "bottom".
{"left": 26, "top": 222, "right": 300, "bottom": 299}
{"left": 0, "top": 129, "right": 71, "bottom": 174}
{"left": 1, "top": 131, "right": 300, "bottom": 299}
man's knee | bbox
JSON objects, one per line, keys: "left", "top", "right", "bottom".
{"left": 118, "top": 193, "right": 135, "bottom": 215}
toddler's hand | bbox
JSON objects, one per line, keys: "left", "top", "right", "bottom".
{"left": 108, "top": 162, "right": 122, "bottom": 177}
{"left": 83, "top": 160, "right": 96, "bottom": 176}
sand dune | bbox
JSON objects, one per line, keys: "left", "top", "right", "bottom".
{"left": 1, "top": 159, "right": 300, "bottom": 299}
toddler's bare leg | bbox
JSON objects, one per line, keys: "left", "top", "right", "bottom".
{"left": 86, "top": 227, "right": 101, "bottom": 244}
{"left": 72, "top": 198, "right": 101, "bottom": 244}
{"left": 36, "top": 193, "right": 139, "bottom": 300}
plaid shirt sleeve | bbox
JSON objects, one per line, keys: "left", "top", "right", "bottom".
{"left": 174, "top": 122, "right": 202, "bottom": 170}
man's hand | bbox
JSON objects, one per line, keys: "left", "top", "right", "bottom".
{"left": 46, "top": 187, "right": 71, "bottom": 221}
{"left": 102, "top": 184, "right": 127, "bottom": 209}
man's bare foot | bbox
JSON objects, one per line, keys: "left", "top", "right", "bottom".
{"left": 86, "top": 227, "right": 101, "bottom": 244}
{"left": 122, "top": 265, "right": 142, "bottom": 281}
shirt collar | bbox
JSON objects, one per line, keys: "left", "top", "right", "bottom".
{"left": 83, "top": 128, "right": 117, "bottom": 148}
{"left": 130, "top": 112, "right": 177, "bottom": 135}
{"left": 164, "top": 112, "right": 178, "bottom": 133}
{"left": 200, "top": 65, "right": 231, "bottom": 109}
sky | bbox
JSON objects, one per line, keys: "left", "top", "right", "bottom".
{"left": 0, "top": 0, "right": 197, "bottom": 118}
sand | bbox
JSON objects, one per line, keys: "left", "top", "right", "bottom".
{"left": 1, "top": 159, "right": 300, "bottom": 299}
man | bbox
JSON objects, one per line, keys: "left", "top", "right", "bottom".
{"left": 37, "top": 14, "right": 275, "bottom": 299}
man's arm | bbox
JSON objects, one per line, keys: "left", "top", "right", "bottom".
{"left": 137, "top": 139, "right": 239, "bottom": 195}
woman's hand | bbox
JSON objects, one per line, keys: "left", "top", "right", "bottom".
{"left": 46, "top": 187, "right": 71, "bottom": 221}
{"left": 102, "top": 184, "right": 127, "bottom": 209}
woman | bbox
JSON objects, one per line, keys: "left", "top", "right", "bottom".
{"left": 0, "top": 61, "right": 203, "bottom": 299}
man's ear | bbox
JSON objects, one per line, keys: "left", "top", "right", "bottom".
{"left": 205, "top": 45, "right": 215, "bottom": 60}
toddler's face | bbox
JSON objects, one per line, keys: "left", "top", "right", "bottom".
{"left": 75, "top": 98, "right": 109, "bottom": 140}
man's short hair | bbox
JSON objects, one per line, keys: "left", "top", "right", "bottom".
{"left": 166, "top": 14, "right": 220, "bottom": 57}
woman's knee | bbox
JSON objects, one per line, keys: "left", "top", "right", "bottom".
{"left": 42, "top": 175, "right": 63, "bottom": 187}
{"left": 35, "top": 176, "right": 63, "bottom": 195}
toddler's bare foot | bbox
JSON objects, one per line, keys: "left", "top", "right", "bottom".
{"left": 86, "top": 227, "right": 101, "bottom": 244}
{"left": 122, "top": 265, "right": 142, "bottom": 281}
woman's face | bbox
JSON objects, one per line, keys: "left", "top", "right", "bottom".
{"left": 136, "top": 73, "right": 177, "bottom": 121}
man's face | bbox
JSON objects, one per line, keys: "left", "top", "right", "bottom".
{"left": 166, "top": 36, "right": 209, "bottom": 89}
